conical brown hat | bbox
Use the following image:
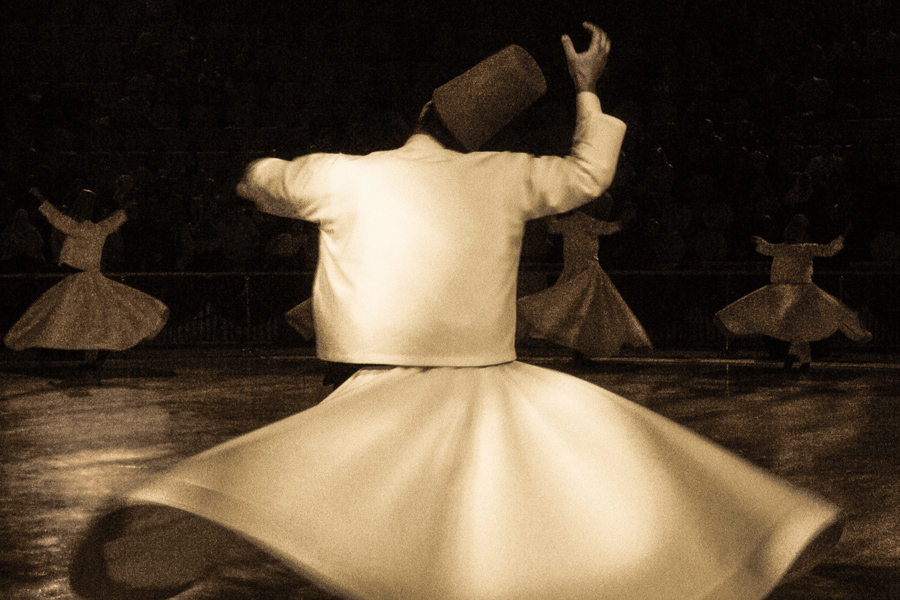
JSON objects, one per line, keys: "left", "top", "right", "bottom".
{"left": 432, "top": 45, "right": 547, "bottom": 151}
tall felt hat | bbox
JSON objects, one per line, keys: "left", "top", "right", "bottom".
{"left": 432, "top": 45, "right": 547, "bottom": 151}
{"left": 783, "top": 214, "right": 809, "bottom": 243}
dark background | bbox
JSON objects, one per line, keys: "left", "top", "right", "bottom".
{"left": 1, "top": 0, "right": 899, "bottom": 273}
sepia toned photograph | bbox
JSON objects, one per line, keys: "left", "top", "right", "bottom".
{"left": 1, "top": 0, "right": 898, "bottom": 599}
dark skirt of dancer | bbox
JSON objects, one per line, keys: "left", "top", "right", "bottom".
{"left": 285, "top": 298, "right": 315, "bottom": 341}
{"left": 716, "top": 282, "right": 871, "bottom": 344}
{"left": 4, "top": 270, "right": 169, "bottom": 351}
{"left": 517, "top": 262, "right": 652, "bottom": 356}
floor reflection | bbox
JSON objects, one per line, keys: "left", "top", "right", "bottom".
{"left": 1, "top": 356, "right": 898, "bottom": 599}
{"left": 574, "top": 361, "right": 900, "bottom": 571}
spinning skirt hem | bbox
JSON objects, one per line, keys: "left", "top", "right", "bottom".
{"left": 4, "top": 271, "right": 169, "bottom": 351}
{"left": 518, "top": 264, "right": 652, "bottom": 356}
{"left": 71, "top": 362, "right": 838, "bottom": 600}
{"left": 716, "top": 283, "right": 871, "bottom": 343}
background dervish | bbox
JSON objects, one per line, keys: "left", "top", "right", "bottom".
{"left": 71, "top": 22, "right": 842, "bottom": 600}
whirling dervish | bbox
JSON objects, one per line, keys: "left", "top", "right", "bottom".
{"left": 71, "top": 24, "right": 839, "bottom": 600}
{"left": 517, "top": 198, "right": 651, "bottom": 360}
{"left": 5, "top": 186, "right": 169, "bottom": 369}
{"left": 716, "top": 214, "right": 871, "bottom": 370}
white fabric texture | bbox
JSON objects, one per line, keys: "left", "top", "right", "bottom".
{"left": 241, "top": 93, "right": 627, "bottom": 367}
{"left": 756, "top": 237, "right": 843, "bottom": 284}
{"left": 117, "top": 363, "right": 836, "bottom": 600}
{"left": 72, "top": 90, "right": 839, "bottom": 600}
{"left": 6, "top": 202, "right": 168, "bottom": 351}
{"left": 716, "top": 283, "right": 871, "bottom": 343}
{"left": 40, "top": 201, "right": 127, "bottom": 272}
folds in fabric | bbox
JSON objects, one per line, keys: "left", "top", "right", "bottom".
{"left": 517, "top": 264, "right": 652, "bottom": 356}
{"left": 716, "top": 283, "right": 872, "bottom": 343}
{"left": 4, "top": 271, "right": 169, "bottom": 351}
{"left": 72, "top": 362, "right": 837, "bottom": 600}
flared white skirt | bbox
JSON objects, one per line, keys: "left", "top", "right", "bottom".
{"left": 517, "top": 264, "right": 652, "bottom": 356}
{"left": 716, "top": 283, "right": 871, "bottom": 343}
{"left": 4, "top": 271, "right": 169, "bottom": 351}
{"left": 72, "top": 361, "right": 837, "bottom": 600}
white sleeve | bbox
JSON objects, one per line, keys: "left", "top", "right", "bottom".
{"left": 39, "top": 202, "right": 87, "bottom": 236}
{"left": 523, "top": 93, "right": 627, "bottom": 218}
{"left": 755, "top": 239, "right": 777, "bottom": 257}
{"left": 98, "top": 209, "right": 128, "bottom": 234}
{"left": 239, "top": 153, "right": 340, "bottom": 222}
{"left": 813, "top": 236, "right": 844, "bottom": 257}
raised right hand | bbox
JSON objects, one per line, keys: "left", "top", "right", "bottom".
{"left": 561, "top": 22, "right": 611, "bottom": 94}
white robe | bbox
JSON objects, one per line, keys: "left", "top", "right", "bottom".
{"left": 71, "top": 92, "right": 838, "bottom": 600}
{"left": 4, "top": 203, "right": 168, "bottom": 351}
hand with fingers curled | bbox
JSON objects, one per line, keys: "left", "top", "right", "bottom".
{"left": 562, "top": 22, "right": 611, "bottom": 94}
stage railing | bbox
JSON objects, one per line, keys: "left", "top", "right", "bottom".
{"left": 1, "top": 267, "right": 897, "bottom": 353}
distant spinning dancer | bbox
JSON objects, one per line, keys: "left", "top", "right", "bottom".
{"left": 4, "top": 187, "right": 169, "bottom": 370}
{"left": 715, "top": 214, "right": 871, "bottom": 370}
{"left": 516, "top": 199, "right": 651, "bottom": 361}
{"left": 72, "top": 23, "right": 841, "bottom": 600}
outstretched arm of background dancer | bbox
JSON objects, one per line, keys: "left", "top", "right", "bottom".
{"left": 751, "top": 236, "right": 777, "bottom": 256}
{"left": 818, "top": 236, "right": 846, "bottom": 257}
{"left": 30, "top": 188, "right": 86, "bottom": 236}
{"left": 813, "top": 223, "right": 851, "bottom": 257}
{"left": 28, "top": 187, "right": 49, "bottom": 206}
{"left": 97, "top": 206, "right": 130, "bottom": 235}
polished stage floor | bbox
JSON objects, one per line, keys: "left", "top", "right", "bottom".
{"left": 1, "top": 349, "right": 898, "bottom": 599}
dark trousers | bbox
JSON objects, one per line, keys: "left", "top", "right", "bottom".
{"left": 322, "top": 361, "right": 365, "bottom": 389}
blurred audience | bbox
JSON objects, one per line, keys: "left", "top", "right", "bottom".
{"left": 0, "top": 1, "right": 897, "bottom": 273}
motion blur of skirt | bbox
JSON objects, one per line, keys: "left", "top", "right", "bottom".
{"left": 517, "top": 263, "right": 652, "bottom": 356}
{"left": 72, "top": 361, "right": 837, "bottom": 600}
{"left": 716, "top": 283, "right": 872, "bottom": 343}
{"left": 4, "top": 270, "right": 169, "bottom": 351}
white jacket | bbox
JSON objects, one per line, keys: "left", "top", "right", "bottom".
{"left": 242, "top": 92, "right": 626, "bottom": 366}
{"left": 40, "top": 202, "right": 126, "bottom": 272}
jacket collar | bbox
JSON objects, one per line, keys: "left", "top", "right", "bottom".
{"left": 399, "top": 133, "right": 452, "bottom": 154}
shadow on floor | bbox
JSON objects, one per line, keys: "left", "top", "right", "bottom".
{"left": 0, "top": 363, "right": 178, "bottom": 383}
{"left": 773, "top": 563, "right": 900, "bottom": 600}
